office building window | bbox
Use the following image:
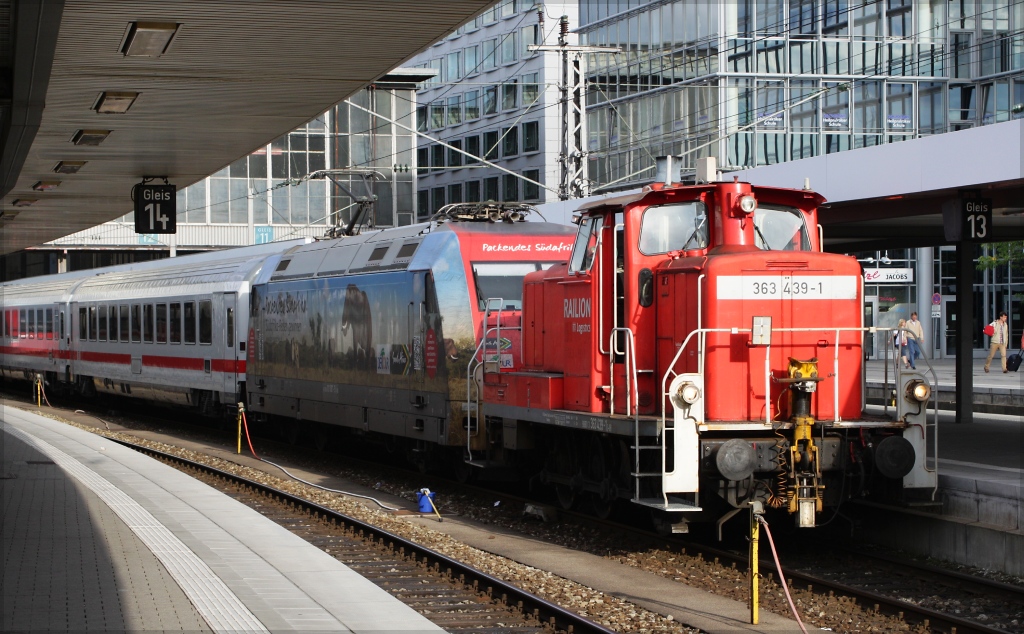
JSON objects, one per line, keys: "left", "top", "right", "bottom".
{"left": 447, "top": 95, "right": 462, "bottom": 125}
{"left": 448, "top": 139, "right": 463, "bottom": 167}
{"left": 447, "top": 50, "right": 462, "bottom": 81}
{"left": 482, "top": 39, "right": 497, "bottom": 70}
{"left": 502, "top": 80, "right": 518, "bottom": 110}
{"left": 465, "top": 91, "right": 480, "bottom": 119}
{"left": 431, "top": 187, "right": 445, "bottom": 214}
{"left": 522, "top": 73, "right": 539, "bottom": 104}
{"left": 431, "top": 144, "right": 445, "bottom": 170}
{"left": 484, "top": 177, "right": 499, "bottom": 201}
{"left": 483, "top": 86, "right": 498, "bottom": 115}
{"left": 416, "top": 146, "right": 429, "bottom": 174}
{"left": 523, "top": 169, "right": 541, "bottom": 201}
{"left": 430, "top": 101, "right": 445, "bottom": 129}
{"left": 416, "top": 106, "right": 428, "bottom": 132}
{"left": 523, "top": 121, "right": 539, "bottom": 152}
{"left": 501, "top": 31, "right": 518, "bottom": 64}
{"left": 483, "top": 131, "right": 499, "bottom": 160}
{"left": 448, "top": 183, "right": 463, "bottom": 204}
{"left": 465, "top": 135, "right": 481, "bottom": 163}
{"left": 502, "top": 126, "right": 519, "bottom": 157}
{"left": 502, "top": 174, "right": 519, "bottom": 201}
{"left": 466, "top": 180, "right": 482, "bottom": 202}
{"left": 464, "top": 45, "right": 479, "bottom": 76}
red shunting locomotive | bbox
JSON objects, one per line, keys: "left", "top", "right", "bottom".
{"left": 473, "top": 174, "right": 935, "bottom": 531}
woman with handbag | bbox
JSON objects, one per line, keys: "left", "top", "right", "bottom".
{"left": 984, "top": 311, "right": 1009, "bottom": 373}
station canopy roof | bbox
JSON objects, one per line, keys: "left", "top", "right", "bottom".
{"left": 1, "top": 0, "right": 492, "bottom": 255}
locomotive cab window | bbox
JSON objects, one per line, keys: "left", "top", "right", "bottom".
{"left": 472, "top": 262, "right": 557, "bottom": 310}
{"left": 639, "top": 202, "right": 708, "bottom": 255}
{"left": 568, "top": 215, "right": 603, "bottom": 274}
{"left": 753, "top": 205, "right": 812, "bottom": 251}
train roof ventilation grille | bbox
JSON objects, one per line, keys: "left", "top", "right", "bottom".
{"left": 368, "top": 245, "right": 390, "bottom": 262}
{"left": 765, "top": 260, "right": 808, "bottom": 268}
{"left": 275, "top": 259, "right": 291, "bottom": 271}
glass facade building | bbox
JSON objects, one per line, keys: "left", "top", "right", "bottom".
{"left": 576, "top": 0, "right": 1024, "bottom": 188}
{"left": 407, "top": 0, "right": 577, "bottom": 218}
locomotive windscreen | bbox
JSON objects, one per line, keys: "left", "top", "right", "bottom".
{"left": 752, "top": 205, "right": 811, "bottom": 251}
{"left": 472, "top": 262, "right": 558, "bottom": 310}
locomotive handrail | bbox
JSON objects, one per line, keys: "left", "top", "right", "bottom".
{"left": 659, "top": 326, "right": 935, "bottom": 430}
{"left": 608, "top": 327, "right": 639, "bottom": 419}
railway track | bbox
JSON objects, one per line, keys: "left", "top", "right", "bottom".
{"left": 118, "top": 438, "right": 620, "bottom": 634}
{"left": 8, "top": 388, "right": 1021, "bottom": 634}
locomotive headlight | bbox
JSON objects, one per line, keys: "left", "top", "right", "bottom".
{"left": 738, "top": 194, "right": 757, "bottom": 214}
{"left": 906, "top": 379, "right": 931, "bottom": 403}
{"left": 678, "top": 382, "right": 701, "bottom": 404}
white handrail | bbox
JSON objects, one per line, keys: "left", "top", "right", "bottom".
{"left": 608, "top": 327, "right": 639, "bottom": 417}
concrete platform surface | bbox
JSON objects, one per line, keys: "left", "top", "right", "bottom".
{"left": 1, "top": 406, "right": 444, "bottom": 633}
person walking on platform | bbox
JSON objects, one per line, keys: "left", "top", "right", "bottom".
{"left": 906, "top": 311, "right": 924, "bottom": 369}
{"left": 895, "top": 319, "right": 911, "bottom": 369}
{"left": 984, "top": 311, "right": 1009, "bottom": 373}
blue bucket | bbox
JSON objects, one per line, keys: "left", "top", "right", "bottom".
{"left": 416, "top": 490, "right": 436, "bottom": 513}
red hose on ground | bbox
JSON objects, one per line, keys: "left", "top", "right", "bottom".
{"left": 756, "top": 515, "right": 809, "bottom": 634}
{"left": 240, "top": 410, "right": 260, "bottom": 460}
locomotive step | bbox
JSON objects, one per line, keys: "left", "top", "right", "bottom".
{"left": 631, "top": 497, "right": 702, "bottom": 512}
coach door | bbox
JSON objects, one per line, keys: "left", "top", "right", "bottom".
{"left": 220, "top": 293, "right": 240, "bottom": 397}
{"left": 55, "top": 302, "right": 69, "bottom": 380}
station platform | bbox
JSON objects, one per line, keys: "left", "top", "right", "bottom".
{"left": 860, "top": 357, "right": 1022, "bottom": 576}
{"left": 865, "top": 356, "right": 1023, "bottom": 414}
{"left": 1, "top": 406, "right": 444, "bottom": 633}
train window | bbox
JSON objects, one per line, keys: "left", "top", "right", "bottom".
{"left": 568, "top": 216, "right": 604, "bottom": 274}
{"left": 199, "top": 300, "right": 212, "bottom": 345}
{"left": 60, "top": 311, "right": 65, "bottom": 340}
{"left": 143, "top": 305, "right": 154, "bottom": 343}
{"left": 472, "top": 262, "right": 556, "bottom": 310}
{"left": 156, "top": 304, "right": 168, "bottom": 343}
{"left": 170, "top": 303, "right": 182, "bottom": 344}
{"left": 107, "top": 306, "right": 116, "bottom": 341}
{"left": 639, "top": 202, "right": 708, "bottom": 255}
{"left": 37, "top": 309, "right": 44, "bottom": 339}
{"left": 28, "top": 310, "right": 35, "bottom": 339}
{"left": 226, "top": 308, "right": 234, "bottom": 348}
{"left": 98, "top": 306, "right": 106, "bottom": 341}
{"left": 3, "top": 310, "right": 8, "bottom": 338}
{"left": 45, "top": 309, "right": 53, "bottom": 340}
{"left": 184, "top": 301, "right": 196, "bottom": 344}
{"left": 119, "top": 305, "right": 129, "bottom": 342}
{"left": 79, "top": 307, "right": 87, "bottom": 340}
{"left": 131, "top": 305, "right": 141, "bottom": 343}
{"left": 368, "top": 245, "right": 390, "bottom": 262}
{"left": 89, "top": 306, "right": 98, "bottom": 341}
{"left": 19, "top": 309, "right": 26, "bottom": 338}
{"left": 753, "top": 205, "right": 812, "bottom": 251}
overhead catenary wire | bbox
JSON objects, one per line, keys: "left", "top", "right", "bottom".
{"left": 67, "top": 0, "right": 1020, "bottom": 245}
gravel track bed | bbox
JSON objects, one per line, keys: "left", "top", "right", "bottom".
{"left": 23, "top": 406, "right": 700, "bottom": 634}
{"left": 20, "top": 399, "right": 1024, "bottom": 633}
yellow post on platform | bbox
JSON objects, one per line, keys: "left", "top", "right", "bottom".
{"left": 750, "top": 506, "right": 760, "bottom": 625}
{"left": 236, "top": 411, "right": 242, "bottom": 454}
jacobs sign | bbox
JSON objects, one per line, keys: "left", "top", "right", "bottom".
{"left": 863, "top": 268, "right": 914, "bottom": 284}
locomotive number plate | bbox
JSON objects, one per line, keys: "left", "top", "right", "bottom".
{"left": 717, "top": 275, "right": 857, "bottom": 300}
